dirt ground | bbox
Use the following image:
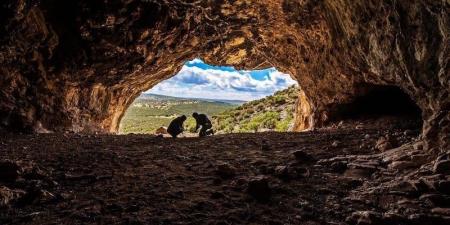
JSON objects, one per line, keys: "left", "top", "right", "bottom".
{"left": 1, "top": 121, "right": 448, "bottom": 225}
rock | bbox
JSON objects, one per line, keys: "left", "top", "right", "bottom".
{"left": 434, "top": 160, "right": 450, "bottom": 175}
{"left": 388, "top": 161, "right": 415, "bottom": 171}
{"left": 413, "top": 141, "right": 424, "bottom": 151}
{"left": 155, "top": 126, "right": 168, "bottom": 135}
{"left": 332, "top": 141, "right": 340, "bottom": 147}
{"left": 420, "top": 194, "right": 450, "bottom": 207}
{"left": 247, "top": 176, "right": 271, "bottom": 202}
{"left": 274, "top": 166, "right": 290, "bottom": 180}
{"left": 410, "top": 154, "right": 430, "bottom": 165}
{"left": 346, "top": 211, "right": 382, "bottom": 225}
{"left": 409, "top": 179, "right": 432, "bottom": 193}
{"left": 344, "top": 163, "right": 377, "bottom": 178}
{"left": 431, "top": 208, "right": 450, "bottom": 216}
{"left": 364, "top": 134, "right": 371, "bottom": 139}
{"left": 0, "top": 160, "right": 21, "bottom": 183}
{"left": 215, "top": 162, "right": 236, "bottom": 179}
{"left": 330, "top": 161, "right": 348, "bottom": 173}
{"left": 0, "top": 186, "right": 25, "bottom": 207}
{"left": 375, "top": 135, "right": 398, "bottom": 151}
{"left": 436, "top": 180, "right": 450, "bottom": 195}
{"left": 292, "top": 150, "right": 314, "bottom": 162}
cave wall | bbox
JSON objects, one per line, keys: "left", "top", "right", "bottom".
{"left": 0, "top": 0, "right": 448, "bottom": 151}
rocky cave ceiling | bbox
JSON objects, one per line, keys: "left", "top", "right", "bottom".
{"left": 0, "top": 0, "right": 448, "bottom": 151}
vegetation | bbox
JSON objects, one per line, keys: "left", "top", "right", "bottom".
{"left": 213, "top": 85, "right": 299, "bottom": 133}
{"left": 119, "top": 94, "right": 236, "bottom": 134}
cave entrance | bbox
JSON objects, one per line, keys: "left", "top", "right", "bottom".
{"left": 331, "top": 84, "right": 423, "bottom": 129}
{"left": 119, "top": 59, "right": 299, "bottom": 135}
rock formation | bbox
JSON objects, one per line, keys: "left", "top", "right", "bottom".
{"left": 0, "top": 0, "right": 448, "bottom": 151}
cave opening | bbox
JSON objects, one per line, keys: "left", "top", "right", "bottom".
{"left": 118, "top": 59, "right": 299, "bottom": 135}
{"left": 331, "top": 84, "right": 423, "bottom": 129}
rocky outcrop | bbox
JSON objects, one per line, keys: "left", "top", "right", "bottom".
{"left": 0, "top": 0, "right": 448, "bottom": 151}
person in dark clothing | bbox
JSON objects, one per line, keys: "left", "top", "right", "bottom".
{"left": 192, "top": 112, "right": 214, "bottom": 137}
{"left": 167, "top": 115, "right": 187, "bottom": 138}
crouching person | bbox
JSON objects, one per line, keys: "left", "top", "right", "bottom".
{"left": 167, "top": 115, "right": 187, "bottom": 138}
{"left": 192, "top": 112, "right": 214, "bottom": 137}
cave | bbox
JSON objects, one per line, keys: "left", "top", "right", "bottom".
{"left": 0, "top": 1, "right": 449, "bottom": 224}
{"left": 0, "top": 0, "right": 448, "bottom": 151}
{"left": 330, "top": 84, "right": 423, "bottom": 129}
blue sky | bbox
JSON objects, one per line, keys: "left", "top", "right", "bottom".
{"left": 146, "top": 59, "right": 297, "bottom": 101}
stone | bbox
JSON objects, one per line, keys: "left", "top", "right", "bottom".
{"left": 0, "top": 186, "right": 25, "bottom": 207}
{"left": 403, "top": 130, "right": 414, "bottom": 136}
{"left": 292, "top": 150, "right": 314, "bottom": 162}
{"left": 0, "top": 160, "right": 21, "bottom": 183}
{"left": 436, "top": 180, "right": 450, "bottom": 195}
{"left": 410, "top": 154, "right": 430, "bottom": 165}
{"left": 155, "top": 126, "right": 168, "bottom": 135}
{"left": 431, "top": 208, "right": 450, "bottom": 216}
{"left": 346, "top": 211, "right": 382, "bottom": 225}
{"left": 332, "top": 141, "right": 340, "bottom": 147}
{"left": 274, "top": 166, "right": 290, "bottom": 180}
{"left": 413, "top": 142, "right": 424, "bottom": 151}
{"left": 247, "top": 176, "right": 271, "bottom": 202}
{"left": 410, "top": 179, "right": 432, "bottom": 193}
{"left": 215, "top": 163, "right": 236, "bottom": 179}
{"left": 388, "top": 161, "right": 415, "bottom": 171}
{"left": 420, "top": 194, "right": 450, "bottom": 207}
{"left": 375, "top": 135, "right": 398, "bottom": 152}
{"left": 434, "top": 160, "right": 450, "bottom": 175}
{"left": 330, "top": 161, "right": 348, "bottom": 173}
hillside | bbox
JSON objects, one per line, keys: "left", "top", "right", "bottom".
{"left": 213, "top": 85, "right": 299, "bottom": 133}
{"left": 119, "top": 94, "right": 238, "bottom": 134}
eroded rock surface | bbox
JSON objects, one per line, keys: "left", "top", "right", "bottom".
{"left": 0, "top": 0, "right": 448, "bottom": 151}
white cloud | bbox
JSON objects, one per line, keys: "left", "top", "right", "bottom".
{"left": 146, "top": 64, "right": 297, "bottom": 101}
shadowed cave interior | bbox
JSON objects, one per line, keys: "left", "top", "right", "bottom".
{"left": 329, "top": 84, "right": 423, "bottom": 129}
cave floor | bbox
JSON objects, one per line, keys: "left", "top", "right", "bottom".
{"left": 0, "top": 126, "right": 443, "bottom": 225}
